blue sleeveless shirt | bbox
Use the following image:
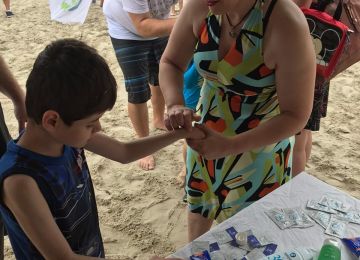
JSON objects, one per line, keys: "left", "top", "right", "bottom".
{"left": 0, "top": 139, "right": 104, "bottom": 259}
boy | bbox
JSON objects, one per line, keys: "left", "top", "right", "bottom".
{"left": 0, "top": 39, "right": 202, "bottom": 259}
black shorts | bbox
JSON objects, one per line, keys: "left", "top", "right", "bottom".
{"left": 304, "top": 76, "right": 330, "bottom": 131}
{"left": 110, "top": 37, "right": 168, "bottom": 104}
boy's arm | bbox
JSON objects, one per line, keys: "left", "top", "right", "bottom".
{"left": 85, "top": 128, "right": 204, "bottom": 163}
{"left": 2, "top": 175, "right": 103, "bottom": 260}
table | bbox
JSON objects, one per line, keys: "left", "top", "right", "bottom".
{"left": 172, "top": 172, "right": 360, "bottom": 259}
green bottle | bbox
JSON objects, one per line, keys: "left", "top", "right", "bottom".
{"left": 318, "top": 238, "right": 341, "bottom": 260}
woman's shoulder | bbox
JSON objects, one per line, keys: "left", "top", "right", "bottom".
{"left": 182, "top": 0, "right": 209, "bottom": 37}
{"left": 267, "top": 0, "right": 308, "bottom": 28}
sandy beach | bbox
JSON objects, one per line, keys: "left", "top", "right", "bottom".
{"left": 0, "top": 0, "right": 359, "bottom": 259}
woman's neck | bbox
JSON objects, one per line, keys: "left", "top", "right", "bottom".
{"left": 226, "top": 0, "right": 256, "bottom": 25}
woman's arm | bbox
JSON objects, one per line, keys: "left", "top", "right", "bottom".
{"left": 2, "top": 175, "right": 102, "bottom": 260}
{"left": 187, "top": 0, "right": 316, "bottom": 159}
{"left": 159, "top": 0, "right": 208, "bottom": 131}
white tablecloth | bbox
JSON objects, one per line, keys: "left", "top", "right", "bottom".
{"left": 172, "top": 172, "right": 360, "bottom": 259}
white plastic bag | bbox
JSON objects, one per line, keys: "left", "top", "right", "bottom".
{"left": 49, "top": 0, "right": 92, "bottom": 25}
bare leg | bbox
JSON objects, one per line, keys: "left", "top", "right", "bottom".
{"left": 3, "top": 0, "right": 10, "bottom": 10}
{"left": 176, "top": 142, "right": 187, "bottom": 187}
{"left": 305, "top": 130, "right": 312, "bottom": 162}
{"left": 128, "top": 102, "right": 155, "bottom": 171}
{"left": 188, "top": 211, "right": 213, "bottom": 242}
{"left": 292, "top": 129, "right": 310, "bottom": 176}
{"left": 150, "top": 85, "right": 166, "bottom": 130}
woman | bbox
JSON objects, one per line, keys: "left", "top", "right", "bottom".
{"left": 159, "top": 0, "right": 316, "bottom": 241}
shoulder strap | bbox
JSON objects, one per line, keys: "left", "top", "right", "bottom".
{"left": 263, "top": 0, "right": 278, "bottom": 33}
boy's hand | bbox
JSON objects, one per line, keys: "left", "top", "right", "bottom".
{"left": 165, "top": 105, "right": 201, "bottom": 131}
{"left": 186, "top": 124, "right": 232, "bottom": 160}
{"left": 185, "top": 125, "right": 206, "bottom": 139}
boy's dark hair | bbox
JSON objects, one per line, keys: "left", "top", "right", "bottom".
{"left": 26, "top": 39, "right": 117, "bottom": 125}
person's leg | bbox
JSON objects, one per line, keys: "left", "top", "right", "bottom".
{"left": 3, "top": 0, "right": 10, "bottom": 10}
{"left": 187, "top": 211, "right": 213, "bottom": 242}
{"left": 110, "top": 37, "right": 155, "bottom": 170}
{"left": 292, "top": 130, "right": 309, "bottom": 176}
{"left": 149, "top": 37, "right": 169, "bottom": 130}
{"left": 305, "top": 130, "right": 312, "bottom": 162}
{"left": 3, "top": 0, "right": 13, "bottom": 17}
{"left": 128, "top": 102, "right": 155, "bottom": 170}
{"left": 150, "top": 84, "right": 166, "bottom": 130}
{"left": 176, "top": 142, "right": 187, "bottom": 187}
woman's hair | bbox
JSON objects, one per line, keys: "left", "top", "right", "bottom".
{"left": 26, "top": 38, "right": 117, "bottom": 125}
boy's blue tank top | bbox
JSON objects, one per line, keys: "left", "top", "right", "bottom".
{"left": 0, "top": 139, "right": 104, "bottom": 259}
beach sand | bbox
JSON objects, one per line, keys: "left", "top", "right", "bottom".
{"left": 0, "top": 0, "right": 359, "bottom": 259}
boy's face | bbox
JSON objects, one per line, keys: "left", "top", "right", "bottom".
{"left": 54, "top": 112, "right": 104, "bottom": 148}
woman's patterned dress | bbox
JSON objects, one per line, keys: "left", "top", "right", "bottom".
{"left": 186, "top": 0, "right": 294, "bottom": 222}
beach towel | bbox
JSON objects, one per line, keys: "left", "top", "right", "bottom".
{"left": 49, "top": 0, "right": 92, "bottom": 24}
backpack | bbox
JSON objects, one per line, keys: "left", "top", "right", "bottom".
{"left": 302, "top": 1, "right": 351, "bottom": 79}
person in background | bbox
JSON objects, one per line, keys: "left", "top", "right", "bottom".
{"left": 292, "top": 0, "right": 360, "bottom": 176}
{"left": 171, "top": 0, "right": 183, "bottom": 16}
{"left": 0, "top": 55, "right": 27, "bottom": 136}
{"left": 102, "top": 0, "right": 177, "bottom": 171}
{"left": 160, "top": 0, "right": 315, "bottom": 241}
{"left": 3, "top": 0, "right": 13, "bottom": 17}
{"left": 0, "top": 38, "right": 203, "bottom": 259}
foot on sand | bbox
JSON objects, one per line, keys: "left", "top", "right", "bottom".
{"left": 139, "top": 155, "right": 155, "bottom": 171}
{"left": 176, "top": 166, "right": 186, "bottom": 187}
{"left": 153, "top": 120, "right": 167, "bottom": 131}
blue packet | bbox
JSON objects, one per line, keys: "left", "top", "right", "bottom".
{"left": 226, "top": 227, "right": 238, "bottom": 240}
{"left": 263, "top": 243, "right": 278, "bottom": 256}
{"left": 190, "top": 250, "right": 211, "bottom": 260}
{"left": 248, "top": 234, "right": 261, "bottom": 248}
{"left": 209, "top": 242, "right": 220, "bottom": 252}
{"left": 342, "top": 237, "right": 360, "bottom": 257}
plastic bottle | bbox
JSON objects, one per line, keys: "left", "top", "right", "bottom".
{"left": 318, "top": 238, "right": 341, "bottom": 260}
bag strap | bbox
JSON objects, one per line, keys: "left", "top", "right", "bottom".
{"left": 311, "top": 0, "right": 344, "bottom": 21}
{"left": 311, "top": 0, "right": 333, "bottom": 11}
{"left": 333, "top": 0, "right": 343, "bottom": 20}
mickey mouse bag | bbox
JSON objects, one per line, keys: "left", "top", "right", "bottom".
{"left": 301, "top": 1, "right": 351, "bottom": 79}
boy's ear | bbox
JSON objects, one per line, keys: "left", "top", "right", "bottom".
{"left": 42, "top": 110, "right": 60, "bottom": 131}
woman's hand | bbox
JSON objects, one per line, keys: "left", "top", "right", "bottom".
{"left": 186, "top": 124, "right": 233, "bottom": 160}
{"left": 165, "top": 105, "right": 201, "bottom": 131}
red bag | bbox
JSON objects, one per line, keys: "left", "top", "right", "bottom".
{"left": 302, "top": 2, "right": 351, "bottom": 79}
